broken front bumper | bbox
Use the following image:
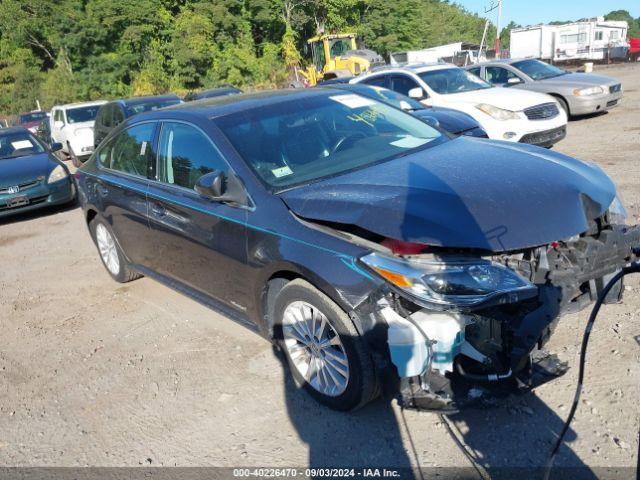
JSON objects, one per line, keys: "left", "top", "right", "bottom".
{"left": 361, "top": 224, "right": 640, "bottom": 411}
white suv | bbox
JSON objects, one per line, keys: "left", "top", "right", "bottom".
{"left": 352, "top": 63, "right": 568, "bottom": 147}
{"left": 50, "top": 101, "right": 106, "bottom": 166}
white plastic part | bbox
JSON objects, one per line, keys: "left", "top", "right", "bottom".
{"left": 409, "top": 310, "right": 468, "bottom": 375}
{"left": 381, "top": 307, "right": 431, "bottom": 378}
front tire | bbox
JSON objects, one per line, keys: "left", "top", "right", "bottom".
{"left": 273, "top": 279, "right": 378, "bottom": 411}
{"left": 89, "top": 217, "right": 141, "bottom": 283}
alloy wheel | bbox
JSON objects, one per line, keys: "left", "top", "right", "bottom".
{"left": 95, "top": 223, "right": 120, "bottom": 276}
{"left": 282, "top": 301, "right": 350, "bottom": 396}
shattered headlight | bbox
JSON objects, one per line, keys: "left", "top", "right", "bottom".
{"left": 608, "top": 194, "right": 628, "bottom": 225}
{"left": 475, "top": 103, "right": 520, "bottom": 121}
{"left": 360, "top": 253, "right": 537, "bottom": 308}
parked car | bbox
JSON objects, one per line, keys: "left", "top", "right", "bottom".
{"left": 93, "top": 94, "right": 182, "bottom": 150}
{"left": 352, "top": 63, "right": 568, "bottom": 147}
{"left": 17, "top": 110, "right": 49, "bottom": 133}
{"left": 332, "top": 83, "right": 487, "bottom": 137}
{"left": 184, "top": 86, "right": 242, "bottom": 102}
{"left": 0, "top": 127, "right": 75, "bottom": 218}
{"left": 51, "top": 101, "right": 107, "bottom": 167}
{"left": 466, "top": 59, "right": 623, "bottom": 117}
{"left": 76, "top": 88, "right": 638, "bottom": 411}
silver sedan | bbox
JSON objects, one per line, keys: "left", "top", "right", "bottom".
{"left": 466, "top": 59, "right": 623, "bottom": 117}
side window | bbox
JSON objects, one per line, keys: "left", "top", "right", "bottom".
{"left": 157, "top": 122, "right": 227, "bottom": 190}
{"left": 467, "top": 67, "right": 482, "bottom": 78}
{"left": 485, "top": 66, "right": 518, "bottom": 85}
{"left": 390, "top": 75, "right": 421, "bottom": 96}
{"left": 360, "top": 75, "right": 388, "bottom": 88}
{"left": 104, "top": 123, "right": 155, "bottom": 177}
{"left": 113, "top": 107, "right": 125, "bottom": 126}
{"left": 98, "top": 105, "right": 111, "bottom": 128}
{"left": 54, "top": 110, "right": 64, "bottom": 124}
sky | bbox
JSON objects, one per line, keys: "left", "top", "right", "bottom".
{"left": 455, "top": 0, "right": 640, "bottom": 28}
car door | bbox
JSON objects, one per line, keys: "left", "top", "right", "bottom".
{"left": 485, "top": 66, "right": 523, "bottom": 87}
{"left": 90, "top": 122, "right": 157, "bottom": 265}
{"left": 146, "top": 120, "right": 250, "bottom": 313}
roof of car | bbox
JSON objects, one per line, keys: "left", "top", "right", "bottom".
{"left": 361, "top": 63, "right": 460, "bottom": 77}
{"left": 469, "top": 58, "right": 532, "bottom": 67}
{"left": 53, "top": 100, "right": 107, "bottom": 109}
{"left": 0, "top": 126, "right": 31, "bottom": 136}
{"left": 111, "top": 94, "right": 181, "bottom": 107}
{"left": 132, "top": 88, "right": 349, "bottom": 122}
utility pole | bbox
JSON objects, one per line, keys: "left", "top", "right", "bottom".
{"left": 485, "top": 0, "right": 503, "bottom": 59}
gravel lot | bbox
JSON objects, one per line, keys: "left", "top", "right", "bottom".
{"left": 1, "top": 64, "right": 638, "bottom": 476}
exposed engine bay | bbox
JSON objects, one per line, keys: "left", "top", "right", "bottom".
{"left": 345, "top": 219, "right": 640, "bottom": 411}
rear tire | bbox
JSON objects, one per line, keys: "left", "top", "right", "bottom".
{"left": 273, "top": 279, "right": 378, "bottom": 411}
{"left": 89, "top": 217, "right": 141, "bottom": 283}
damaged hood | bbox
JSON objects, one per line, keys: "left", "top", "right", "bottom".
{"left": 279, "top": 138, "right": 616, "bottom": 252}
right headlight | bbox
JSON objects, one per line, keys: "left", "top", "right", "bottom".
{"left": 475, "top": 103, "right": 520, "bottom": 121}
{"left": 360, "top": 253, "right": 537, "bottom": 308}
{"left": 608, "top": 194, "right": 628, "bottom": 225}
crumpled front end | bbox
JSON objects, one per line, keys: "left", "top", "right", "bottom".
{"left": 349, "top": 219, "right": 640, "bottom": 411}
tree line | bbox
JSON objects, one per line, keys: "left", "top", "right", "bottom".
{"left": 0, "top": 0, "right": 494, "bottom": 114}
{"left": 0, "top": 2, "right": 636, "bottom": 115}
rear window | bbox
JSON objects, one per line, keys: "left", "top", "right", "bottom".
{"left": 19, "top": 112, "right": 48, "bottom": 124}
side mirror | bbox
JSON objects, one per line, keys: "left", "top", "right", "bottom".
{"left": 408, "top": 87, "right": 426, "bottom": 100}
{"left": 50, "top": 142, "right": 63, "bottom": 152}
{"left": 507, "top": 77, "right": 522, "bottom": 85}
{"left": 54, "top": 120, "right": 65, "bottom": 129}
{"left": 195, "top": 170, "right": 225, "bottom": 199}
{"left": 194, "top": 170, "right": 249, "bottom": 206}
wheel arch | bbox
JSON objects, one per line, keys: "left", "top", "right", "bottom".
{"left": 548, "top": 93, "right": 570, "bottom": 115}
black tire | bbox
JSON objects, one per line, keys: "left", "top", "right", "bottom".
{"left": 89, "top": 216, "right": 142, "bottom": 283}
{"left": 555, "top": 96, "right": 570, "bottom": 118}
{"left": 273, "top": 279, "right": 378, "bottom": 411}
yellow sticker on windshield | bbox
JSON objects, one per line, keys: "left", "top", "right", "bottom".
{"left": 330, "top": 94, "right": 376, "bottom": 109}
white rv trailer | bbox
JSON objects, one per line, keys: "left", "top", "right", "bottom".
{"left": 510, "top": 18, "right": 628, "bottom": 62}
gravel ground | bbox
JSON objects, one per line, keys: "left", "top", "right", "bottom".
{"left": 0, "top": 63, "right": 638, "bottom": 476}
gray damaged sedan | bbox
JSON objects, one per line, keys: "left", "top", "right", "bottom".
{"left": 467, "top": 58, "right": 622, "bottom": 117}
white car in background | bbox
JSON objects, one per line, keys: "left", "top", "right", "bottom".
{"left": 352, "top": 63, "right": 568, "bottom": 147}
{"left": 50, "top": 101, "right": 106, "bottom": 166}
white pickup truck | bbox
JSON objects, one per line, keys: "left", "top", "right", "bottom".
{"left": 50, "top": 101, "right": 106, "bottom": 166}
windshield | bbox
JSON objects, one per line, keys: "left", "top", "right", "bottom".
{"left": 347, "top": 86, "right": 425, "bottom": 111}
{"left": 418, "top": 68, "right": 492, "bottom": 95}
{"left": 511, "top": 59, "right": 567, "bottom": 80}
{"left": 125, "top": 99, "right": 180, "bottom": 117}
{"left": 0, "top": 131, "right": 46, "bottom": 159}
{"left": 67, "top": 106, "right": 101, "bottom": 124}
{"left": 215, "top": 92, "right": 445, "bottom": 190}
{"left": 19, "top": 112, "right": 48, "bottom": 124}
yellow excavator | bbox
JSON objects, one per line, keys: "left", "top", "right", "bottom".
{"left": 299, "top": 33, "right": 385, "bottom": 87}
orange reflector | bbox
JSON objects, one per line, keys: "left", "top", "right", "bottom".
{"left": 372, "top": 267, "right": 413, "bottom": 288}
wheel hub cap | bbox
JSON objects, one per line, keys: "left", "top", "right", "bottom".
{"left": 283, "top": 301, "right": 349, "bottom": 397}
{"left": 95, "top": 223, "right": 120, "bottom": 276}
